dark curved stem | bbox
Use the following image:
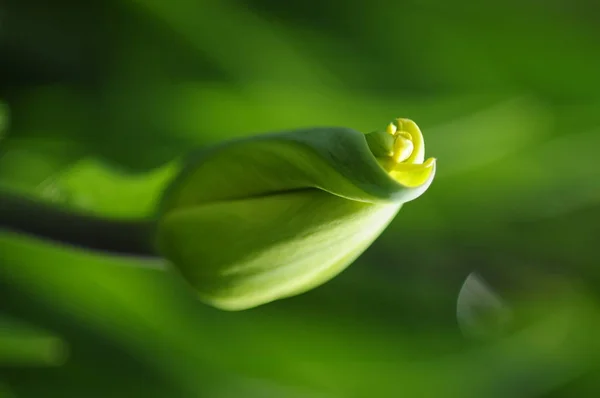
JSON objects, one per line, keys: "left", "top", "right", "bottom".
{"left": 0, "top": 190, "right": 158, "bottom": 257}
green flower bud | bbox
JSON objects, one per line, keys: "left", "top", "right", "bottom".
{"left": 156, "top": 119, "right": 436, "bottom": 310}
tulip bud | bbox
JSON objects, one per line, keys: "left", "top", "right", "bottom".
{"left": 156, "top": 119, "right": 436, "bottom": 310}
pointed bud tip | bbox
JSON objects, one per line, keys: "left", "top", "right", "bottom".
{"left": 424, "top": 157, "right": 436, "bottom": 167}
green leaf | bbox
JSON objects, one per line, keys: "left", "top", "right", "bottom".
{"left": 157, "top": 125, "right": 435, "bottom": 310}
{"left": 0, "top": 315, "right": 67, "bottom": 367}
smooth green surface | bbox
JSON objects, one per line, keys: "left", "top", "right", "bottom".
{"left": 160, "top": 189, "right": 400, "bottom": 310}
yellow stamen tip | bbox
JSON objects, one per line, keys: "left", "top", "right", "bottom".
{"left": 386, "top": 122, "right": 397, "bottom": 135}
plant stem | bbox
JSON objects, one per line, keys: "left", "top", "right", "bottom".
{"left": 0, "top": 190, "right": 158, "bottom": 257}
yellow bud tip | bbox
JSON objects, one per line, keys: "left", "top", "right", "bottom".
{"left": 373, "top": 118, "right": 433, "bottom": 186}
{"left": 386, "top": 122, "right": 397, "bottom": 135}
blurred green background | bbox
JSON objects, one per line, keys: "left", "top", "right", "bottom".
{"left": 1, "top": 0, "right": 599, "bottom": 397}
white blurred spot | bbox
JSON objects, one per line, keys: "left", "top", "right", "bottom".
{"left": 457, "top": 272, "right": 513, "bottom": 340}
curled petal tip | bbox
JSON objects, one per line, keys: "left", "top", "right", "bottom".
{"left": 390, "top": 159, "right": 435, "bottom": 188}
{"left": 424, "top": 157, "right": 436, "bottom": 167}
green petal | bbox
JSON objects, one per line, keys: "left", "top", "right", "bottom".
{"left": 159, "top": 127, "right": 435, "bottom": 212}
{"left": 159, "top": 190, "right": 400, "bottom": 310}
{"left": 157, "top": 127, "right": 436, "bottom": 310}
